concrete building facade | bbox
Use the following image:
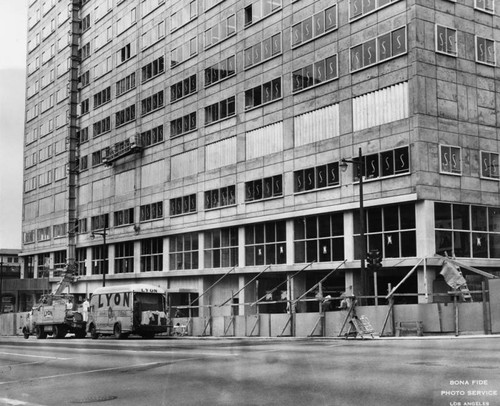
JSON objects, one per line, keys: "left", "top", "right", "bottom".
{"left": 21, "top": 0, "right": 500, "bottom": 323}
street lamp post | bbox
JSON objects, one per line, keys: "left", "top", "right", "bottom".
{"left": 90, "top": 224, "right": 107, "bottom": 287}
{"left": 340, "top": 147, "right": 367, "bottom": 304}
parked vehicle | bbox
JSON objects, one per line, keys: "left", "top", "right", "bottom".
{"left": 22, "top": 268, "right": 86, "bottom": 339}
{"left": 88, "top": 284, "right": 170, "bottom": 339}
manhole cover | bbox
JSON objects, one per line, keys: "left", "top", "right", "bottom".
{"left": 70, "top": 395, "right": 118, "bottom": 404}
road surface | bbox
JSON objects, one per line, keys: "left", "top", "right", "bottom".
{"left": 0, "top": 335, "right": 499, "bottom": 406}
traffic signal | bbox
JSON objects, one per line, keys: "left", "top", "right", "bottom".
{"left": 367, "top": 249, "right": 382, "bottom": 272}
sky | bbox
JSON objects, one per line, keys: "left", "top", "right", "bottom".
{"left": 0, "top": 0, "right": 28, "bottom": 249}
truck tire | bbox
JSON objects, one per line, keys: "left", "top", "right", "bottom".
{"left": 75, "top": 328, "right": 87, "bottom": 339}
{"left": 113, "top": 323, "right": 124, "bottom": 339}
{"left": 23, "top": 328, "right": 30, "bottom": 339}
{"left": 35, "top": 326, "right": 47, "bottom": 339}
{"left": 52, "top": 325, "right": 66, "bottom": 339}
{"left": 90, "top": 324, "right": 99, "bottom": 340}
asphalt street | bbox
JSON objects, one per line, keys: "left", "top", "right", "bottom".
{"left": 0, "top": 335, "right": 499, "bottom": 406}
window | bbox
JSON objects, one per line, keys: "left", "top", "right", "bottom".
{"left": 24, "top": 177, "right": 37, "bottom": 192}
{"left": 77, "top": 218, "right": 88, "bottom": 234}
{"left": 80, "top": 99, "right": 89, "bottom": 115}
{"left": 92, "top": 150, "right": 103, "bottom": 166}
{"left": 245, "top": 175, "right": 283, "bottom": 202}
{"left": 292, "top": 54, "right": 338, "bottom": 93}
{"left": 246, "top": 221, "right": 286, "bottom": 265}
{"left": 171, "top": 0, "right": 197, "bottom": 31}
{"left": 171, "top": 36, "right": 197, "bottom": 67}
{"left": 91, "top": 245, "right": 107, "bottom": 275}
{"left": 116, "top": 72, "right": 136, "bottom": 97}
{"left": 115, "top": 105, "right": 136, "bottom": 127}
{"left": 93, "top": 117, "right": 111, "bottom": 137}
{"left": 53, "top": 224, "right": 66, "bottom": 238}
{"left": 358, "top": 146, "right": 410, "bottom": 180}
{"left": 171, "top": 74, "right": 196, "bottom": 102}
{"left": 244, "top": 0, "right": 282, "bottom": 26}
{"left": 114, "top": 208, "right": 134, "bottom": 226}
{"left": 37, "top": 227, "right": 51, "bottom": 241}
{"left": 204, "top": 14, "right": 236, "bottom": 49}
{"left": 204, "top": 56, "right": 235, "bottom": 87}
{"left": 141, "top": 56, "right": 165, "bottom": 82}
{"left": 76, "top": 248, "right": 87, "bottom": 276}
{"left": 349, "top": 0, "right": 400, "bottom": 21}
{"left": 141, "top": 237, "right": 163, "bottom": 272}
{"left": 142, "top": 20, "right": 166, "bottom": 49}
{"left": 435, "top": 203, "right": 500, "bottom": 258}
{"left": 245, "top": 77, "right": 281, "bottom": 109}
{"left": 351, "top": 26, "right": 407, "bottom": 72}
{"left": 475, "top": 0, "right": 494, "bottom": 13}
{"left": 38, "top": 170, "right": 52, "bottom": 187}
{"left": 80, "top": 42, "right": 91, "bottom": 60}
{"left": 354, "top": 204, "right": 416, "bottom": 259}
{"left": 170, "top": 112, "right": 196, "bottom": 137}
{"left": 204, "top": 227, "right": 238, "bottom": 268}
{"left": 169, "top": 233, "right": 198, "bottom": 270}
{"left": 39, "top": 144, "right": 53, "bottom": 162}
{"left": 170, "top": 194, "right": 196, "bottom": 216}
{"left": 118, "top": 43, "right": 133, "bottom": 64}
{"left": 54, "top": 165, "right": 66, "bottom": 181}
{"left": 476, "top": 36, "right": 496, "bottom": 66}
{"left": 24, "top": 231, "right": 36, "bottom": 244}
{"left": 78, "top": 155, "right": 88, "bottom": 172}
{"left": 436, "top": 25, "right": 457, "bottom": 56}
{"left": 141, "top": 125, "right": 164, "bottom": 147}
{"left": 93, "top": 87, "right": 111, "bottom": 109}
{"left": 141, "top": 91, "right": 164, "bottom": 116}
{"left": 205, "top": 185, "right": 236, "bottom": 209}
{"left": 140, "top": 202, "right": 163, "bottom": 221}
{"left": 205, "top": 96, "right": 235, "bottom": 125}
{"left": 480, "top": 151, "right": 499, "bottom": 180}
{"left": 244, "top": 33, "right": 282, "bottom": 69}
{"left": 90, "top": 214, "right": 109, "bottom": 231}
{"left": 81, "top": 14, "right": 90, "bottom": 32}
{"left": 439, "top": 145, "right": 461, "bottom": 175}
{"left": 77, "top": 127, "right": 89, "bottom": 144}
{"left": 115, "top": 242, "right": 134, "bottom": 273}
{"left": 292, "top": 6, "right": 337, "bottom": 48}
{"left": 294, "top": 162, "right": 339, "bottom": 193}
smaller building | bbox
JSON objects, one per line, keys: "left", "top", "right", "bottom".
{"left": 0, "top": 249, "right": 47, "bottom": 313}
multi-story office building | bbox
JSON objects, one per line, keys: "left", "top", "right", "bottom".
{"left": 21, "top": 0, "right": 500, "bottom": 323}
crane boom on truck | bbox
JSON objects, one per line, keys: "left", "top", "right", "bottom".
{"left": 22, "top": 264, "right": 87, "bottom": 339}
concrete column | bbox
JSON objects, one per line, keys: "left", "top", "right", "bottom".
{"left": 416, "top": 200, "right": 435, "bottom": 258}
{"left": 238, "top": 226, "right": 245, "bottom": 266}
{"left": 163, "top": 236, "right": 169, "bottom": 271}
{"left": 344, "top": 271, "right": 357, "bottom": 297}
{"left": 418, "top": 267, "right": 436, "bottom": 304}
{"left": 85, "top": 247, "right": 92, "bottom": 276}
{"left": 238, "top": 275, "right": 245, "bottom": 315}
{"left": 108, "top": 244, "right": 115, "bottom": 275}
{"left": 343, "top": 211, "right": 362, "bottom": 297}
{"left": 344, "top": 211, "right": 354, "bottom": 261}
{"left": 198, "top": 232, "right": 205, "bottom": 269}
{"left": 34, "top": 255, "right": 39, "bottom": 279}
{"left": 134, "top": 240, "right": 141, "bottom": 273}
{"left": 291, "top": 273, "right": 307, "bottom": 313}
{"left": 286, "top": 219, "right": 294, "bottom": 265}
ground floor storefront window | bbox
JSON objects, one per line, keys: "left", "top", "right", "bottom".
{"left": 435, "top": 203, "right": 500, "bottom": 258}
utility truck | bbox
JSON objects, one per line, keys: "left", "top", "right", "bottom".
{"left": 22, "top": 266, "right": 86, "bottom": 339}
